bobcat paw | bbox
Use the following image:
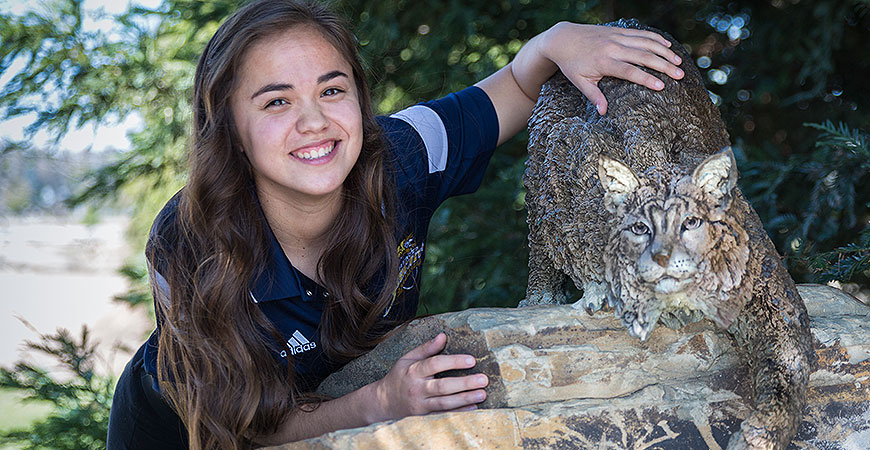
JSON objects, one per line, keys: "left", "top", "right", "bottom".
{"left": 726, "top": 430, "right": 777, "bottom": 450}
{"left": 629, "top": 318, "right": 656, "bottom": 341}
{"left": 725, "top": 414, "right": 784, "bottom": 450}
{"left": 623, "top": 308, "right": 663, "bottom": 341}
{"left": 519, "top": 291, "right": 566, "bottom": 307}
{"left": 658, "top": 308, "right": 704, "bottom": 329}
{"left": 571, "top": 282, "right": 609, "bottom": 315}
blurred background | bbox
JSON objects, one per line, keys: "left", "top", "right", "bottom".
{"left": 0, "top": 0, "right": 867, "bottom": 447}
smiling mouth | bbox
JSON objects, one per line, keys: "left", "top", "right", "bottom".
{"left": 292, "top": 141, "right": 336, "bottom": 161}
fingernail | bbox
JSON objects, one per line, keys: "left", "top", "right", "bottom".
{"left": 465, "top": 356, "right": 476, "bottom": 366}
{"left": 674, "top": 55, "right": 682, "bottom": 64}
{"left": 477, "top": 374, "right": 488, "bottom": 386}
{"left": 595, "top": 103, "right": 602, "bottom": 114}
{"left": 676, "top": 68, "right": 684, "bottom": 77}
{"left": 655, "top": 80, "right": 664, "bottom": 89}
{"left": 474, "top": 391, "right": 486, "bottom": 402}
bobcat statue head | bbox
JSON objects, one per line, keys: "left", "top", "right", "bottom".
{"left": 599, "top": 147, "right": 751, "bottom": 340}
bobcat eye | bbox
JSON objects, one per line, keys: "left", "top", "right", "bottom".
{"left": 629, "top": 222, "right": 650, "bottom": 235}
{"left": 682, "top": 216, "right": 703, "bottom": 230}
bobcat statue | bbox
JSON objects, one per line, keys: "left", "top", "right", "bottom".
{"left": 520, "top": 19, "right": 815, "bottom": 450}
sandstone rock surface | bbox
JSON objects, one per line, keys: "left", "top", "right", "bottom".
{"left": 271, "top": 285, "right": 870, "bottom": 449}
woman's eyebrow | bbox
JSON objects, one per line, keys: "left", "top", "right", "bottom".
{"left": 249, "top": 71, "right": 348, "bottom": 100}
{"left": 318, "top": 70, "right": 348, "bottom": 84}
{"left": 251, "top": 83, "right": 293, "bottom": 100}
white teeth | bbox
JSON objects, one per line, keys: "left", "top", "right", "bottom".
{"left": 295, "top": 142, "right": 335, "bottom": 160}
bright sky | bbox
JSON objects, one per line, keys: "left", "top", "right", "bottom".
{"left": 0, "top": 0, "right": 162, "bottom": 153}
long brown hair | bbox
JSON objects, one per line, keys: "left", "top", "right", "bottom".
{"left": 146, "top": 1, "right": 399, "bottom": 448}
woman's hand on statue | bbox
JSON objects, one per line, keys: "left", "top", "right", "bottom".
{"left": 368, "top": 332, "right": 488, "bottom": 422}
{"left": 541, "top": 22, "right": 685, "bottom": 114}
{"left": 482, "top": 20, "right": 687, "bottom": 144}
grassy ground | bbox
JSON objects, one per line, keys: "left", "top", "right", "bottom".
{"left": 0, "top": 387, "right": 52, "bottom": 449}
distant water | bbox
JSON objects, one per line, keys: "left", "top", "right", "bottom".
{"left": 0, "top": 215, "right": 152, "bottom": 376}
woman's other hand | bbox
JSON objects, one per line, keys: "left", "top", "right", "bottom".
{"left": 368, "top": 332, "right": 488, "bottom": 422}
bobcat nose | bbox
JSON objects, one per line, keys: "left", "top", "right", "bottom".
{"left": 653, "top": 251, "right": 670, "bottom": 268}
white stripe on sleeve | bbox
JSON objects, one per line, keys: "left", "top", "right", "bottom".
{"left": 390, "top": 105, "right": 448, "bottom": 174}
{"left": 147, "top": 260, "right": 172, "bottom": 309}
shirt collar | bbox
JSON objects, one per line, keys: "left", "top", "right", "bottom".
{"left": 249, "top": 201, "right": 305, "bottom": 303}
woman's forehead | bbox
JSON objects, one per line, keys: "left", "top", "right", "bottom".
{"left": 244, "top": 28, "right": 350, "bottom": 76}
{"left": 246, "top": 25, "right": 348, "bottom": 66}
{"left": 233, "top": 27, "right": 352, "bottom": 90}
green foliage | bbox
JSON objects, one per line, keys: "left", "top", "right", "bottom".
{"left": 1, "top": 0, "right": 210, "bottom": 227}
{"left": 0, "top": 326, "right": 114, "bottom": 450}
{"left": 3, "top": 181, "right": 32, "bottom": 214}
{"left": 0, "top": 388, "right": 53, "bottom": 436}
{"left": 341, "top": 2, "right": 601, "bottom": 312}
{"left": 1, "top": 0, "right": 868, "bottom": 310}
{"left": 421, "top": 154, "right": 529, "bottom": 313}
{"left": 0, "top": 1, "right": 868, "bottom": 447}
{"left": 806, "top": 230, "right": 870, "bottom": 284}
{"left": 738, "top": 121, "right": 870, "bottom": 285}
{"left": 114, "top": 262, "right": 154, "bottom": 308}
{"left": 331, "top": 1, "right": 600, "bottom": 312}
{"left": 340, "top": 0, "right": 597, "bottom": 112}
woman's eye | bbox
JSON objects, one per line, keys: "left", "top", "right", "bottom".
{"left": 629, "top": 222, "right": 650, "bottom": 235}
{"left": 322, "top": 87, "right": 344, "bottom": 97}
{"left": 682, "top": 216, "right": 703, "bottom": 230}
{"left": 265, "top": 98, "right": 288, "bottom": 108}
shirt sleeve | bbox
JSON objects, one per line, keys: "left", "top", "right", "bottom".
{"left": 378, "top": 85, "right": 499, "bottom": 207}
{"left": 141, "top": 192, "right": 182, "bottom": 381}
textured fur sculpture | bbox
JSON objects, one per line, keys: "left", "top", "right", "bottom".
{"left": 520, "top": 19, "right": 815, "bottom": 450}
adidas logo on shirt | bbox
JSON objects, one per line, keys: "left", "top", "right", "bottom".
{"left": 285, "top": 330, "right": 316, "bottom": 356}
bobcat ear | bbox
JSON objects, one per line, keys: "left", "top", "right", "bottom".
{"left": 692, "top": 147, "right": 738, "bottom": 208}
{"left": 599, "top": 155, "right": 640, "bottom": 212}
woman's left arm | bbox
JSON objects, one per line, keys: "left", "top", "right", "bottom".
{"left": 475, "top": 22, "right": 685, "bottom": 146}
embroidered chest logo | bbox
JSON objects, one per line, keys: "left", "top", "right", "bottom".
{"left": 280, "top": 330, "right": 317, "bottom": 357}
{"left": 383, "top": 234, "right": 424, "bottom": 316}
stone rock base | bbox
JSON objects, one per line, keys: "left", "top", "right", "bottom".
{"left": 273, "top": 285, "right": 870, "bottom": 449}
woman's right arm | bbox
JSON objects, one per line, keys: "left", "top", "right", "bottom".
{"left": 255, "top": 333, "right": 489, "bottom": 445}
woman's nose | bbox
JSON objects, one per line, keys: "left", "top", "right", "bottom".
{"left": 296, "top": 101, "right": 329, "bottom": 133}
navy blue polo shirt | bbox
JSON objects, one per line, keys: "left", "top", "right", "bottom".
{"left": 141, "top": 86, "right": 498, "bottom": 393}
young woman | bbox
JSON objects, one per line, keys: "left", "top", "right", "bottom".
{"left": 107, "top": 1, "right": 684, "bottom": 448}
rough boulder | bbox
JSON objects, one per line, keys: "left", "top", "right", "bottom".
{"left": 268, "top": 284, "right": 869, "bottom": 449}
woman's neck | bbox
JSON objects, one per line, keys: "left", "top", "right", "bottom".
{"left": 256, "top": 186, "right": 343, "bottom": 281}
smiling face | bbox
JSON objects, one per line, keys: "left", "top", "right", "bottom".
{"left": 231, "top": 26, "right": 363, "bottom": 205}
